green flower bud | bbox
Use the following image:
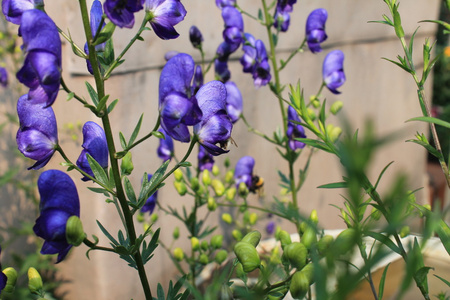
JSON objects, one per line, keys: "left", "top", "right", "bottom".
{"left": 202, "top": 169, "right": 211, "bottom": 186}
{"left": 311, "top": 98, "right": 321, "bottom": 108}
{"left": 330, "top": 100, "right": 343, "bottom": 115}
{"left": 317, "top": 235, "right": 334, "bottom": 255}
{"left": 298, "top": 221, "right": 307, "bottom": 234}
{"left": 238, "top": 182, "right": 249, "bottom": 197}
{"left": 191, "top": 237, "right": 200, "bottom": 251}
{"left": 201, "top": 241, "right": 209, "bottom": 251}
{"left": 136, "top": 212, "right": 144, "bottom": 223}
{"left": 222, "top": 213, "right": 233, "bottom": 224}
{"left": 199, "top": 253, "right": 209, "bottom": 265}
{"left": 399, "top": 226, "right": 410, "bottom": 238}
{"left": 3, "top": 267, "right": 18, "bottom": 293}
{"left": 212, "top": 165, "right": 220, "bottom": 176}
{"left": 234, "top": 242, "right": 261, "bottom": 273}
{"left": 190, "top": 177, "right": 200, "bottom": 191}
{"left": 66, "top": 215, "right": 86, "bottom": 247}
{"left": 174, "top": 169, "right": 183, "bottom": 181}
{"left": 309, "top": 209, "right": 318, "bottom": 225}
{"left": 174, "top": 181, "right": 187, "bottom": 196}
{"left": 28, "top": 267, "right": 43, "bottom": 295}
{"left": 241, "top": 231, "right": 261, "bottom": 247}
{"left": 235, "top": 262, "right": 245, "bottom": 278}
{"left": 232, "top": 229, "right": 243, "bottom": 241}
{"left": 173, "top": 247, "right": 184, "bottom": 261}
{"left": 300, "top": 227, "right": 317, "bottom": 249}
{"left": 282, "top": 242, "right": 307, "bottom": 269}
{"left": 329, "top": 126, "right": 342, "bottom": 143}
{"left": 333, "top": 228, "right": 357, "bottom": 255}
{"left": 307, "top": 108, "right": 316, "bottom": 121}
{"left": 120, "top": 152, "right": 134, "bottom": 175}
{"left": 173, "top": 227, "right": 180, "bottom": 240}
{"left": 150, "top": 213, "right": 158, "bottom": 223}
{"left": 211, "top": 235, "right": 223, "bottom": 249}
{"left": 225, "top": 170, "right": 234, "bottom": 184}
{"left": 300, "top": 263, "right": 314, "bottom": 282}
{"left": 224, "top": 157, "right": 230, "bottom": 168}
{"left": 215, "top": 249, "right": 228, "bottom": 264}
{"left": 248, "top": 213, "right": 257, "bottom": 225}
{"left": 211, "top": 179, "right": 225, "bottom": 197}
{"left": 277, "top": 230, "right": 292, "bottom": 250}
{"left": 207, "top": 197, "right": 217, "bottom": 211}
{"left": 290, "top": 270, "right": 310, "bottom": 299}
{"left": 225, "top": 187, "right": 236, "bottom": 201}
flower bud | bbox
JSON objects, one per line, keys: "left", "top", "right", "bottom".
{"left": 241, "top": 231, "right": 261, "bottom": 247}
{"left": 191, "top": 237, "right": 200, "bottom": 251}
{"left": 174, "top": 181, "right": 187, "bottom": 196}
{"left": 225, "top": 187, "right": 236, "bottom": 201}
{"left": 309, "top": 209, "right": 319, "bottom": 225}
{"left": 136, "top": 212, "right": 144, "bottom": 223}
{"left": 189, "top": 25, "right": 203, "bottom": 49}
{"left": 28, "top": 267, "right": 43, "bottom": 295}
{"left": 238, "top": 182, "right": 249, "bottom": 197}
{"left": 225, "top": 170, "right": 234, "bottom": 184}
{"left": 399, "top": 226, "right": 410, "bottom": 238}
{"left": 173, "top": 247, "right": 184, "bottom": 261}
{"left": 211, "top": 179, "right": 225, "bottom": 197}
{"left": 277, "top": 230, "right": 292, "bottom": 250}
{"left": 232, "top": 229, "right": 243, "bottom": 241}
{"left": 201, "top": 241, "right": 209, "bottom": 251}
{"left": 329, "top": 126, "right": 342, "bottom": 143}
{"left": 190, "top": 177, "right": 200, "bottom": 191}
{"left": 199, "top": 253, "right": 209, "bottom": 265}
{"left": 311, "top": 97, "right": 321, "bottom": 108}
{"left": 248, "top": 213, "right": 258, "bottom": 225}
{"left": 300, "top": 227, "right": 317, "bottom": 249}
{"left": 3, "top": 267, "right": 18, "bottom": 293}
{"left": 173, "top": 169, "right": 183, "bottom": 181}
{"left": 211, "top": 235, "right": 223, "bottom": 249}
{"left": 330, "top": 100, "right": 343, "bottom": 115}
{"left": 222, "top": 213, "right": 233, "bottom": 224}
{"left": 66, "top": 215, "right": 86, "bottom": 247}
{"left": 234, "top": 242, "right": 260, "bottom": 273}
{"left": 298, "top": 221, "right": 307, "bottom": 234}
{"left": 202, "top": 170, "right": 211, "bottom": 186}
{"left": 283, "top": 242, "right": 307, "bottom": 269}
{"left": 120, "top": 152, "right": 134, "bottom": 175}
{"left": 333, "top": 228, "right": 357, "bottom": 255}
{"left": 317, "top": 235, "right": 334, "bottom": 255}
{"left": 212, "top": 165, "right": 220, "bottom": 176}
{"left": 235, "top": 262, "right": 245, "bottom": 278}
{"left": 173, "top": 226, "right": 180, "bottom": 240}
{"left": 289, "top": 270, "right": 310, "bottom": 299}
{"left": 207, "top": 197, "right": 217, "bottom": 211}
{"left": 307, "top": 108, "right": 316, "bottom": 121}
{"left": 215, "top": 249, "right": 228, "bottom": 264}
{"left": 150, "top": 213, "right": 158, "bottom": 223}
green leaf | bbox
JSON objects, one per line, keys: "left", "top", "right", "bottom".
{"left": 392, "top": 4, "right": 404, "bottom": 38}
{"left": 87, "top": 187, "right": 110, "bottom": 197}
{"left": 96, "top": 220, "right": 119, "bottom": 245}
{"left": 407, "top": 139, "right": 442, "bottom": 159}
{"left": 93, "top": 22, "right": 116, "bottom": 46}
{"left": 86, "top": 154, "right": 109, "bottom": 187}
{"left": 96, "top": 94, "right": 110, "bottom": 112}
{"left": 107, "top": 99, "right": 119, "bottom": 114}
{"left": 295, "top": 138, "right": 333, "bottom": 153}
{"left": 434, "top": 274, "right": 450, "bottom": 287}
{"left": 178, "top": 161, "right": 191, "bottom": 167}
{"left": 85, "top": 81, "right": 99, "bottom": 106}
{"left": 152, "top": 130, "right": 164, "bottom": 139}
{"left": 317, "top": 181, "right": 348, "bottom": 189}
{"left": 419, "top": 20, "right": 450, "bottom": 32}
{"left": 364, "top": 231, "right": 402, "bottom": 255}
{"left": 66, "top": 92, "right": 74, "bottom": 101}
{"left": 406, "top": 116, "right": 450, "bottom": 129}
{"left": 128, "top": 114, "right": 143, "bottom": 146}
{"left": 374, "top": 161, "right": 394, "bottom": 190}
{"left": 119, "top": 132, "right": 127, "bottom": 149}
{"left": 138, "top": 160, "right": 170, "bottom": 208}
{"left": 123, "top": 177, "right": 136, "bottom": 204}
{"left": 378, "top": 263, "right": 390, "bottom": 300}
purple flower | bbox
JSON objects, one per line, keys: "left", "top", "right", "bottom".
{"left": 189, "top": 25, "right": 203, "bottom": 49}
{"left": 16, "top": 9, "right": 61, "bottom": 107}
{"left": 216, "top": 41, "right": 239, "bottom": 61}
{"left": 76, "top": 121, "right": 108, "bottom": 181}
{"left": 103, "top": 0, "right": 143, "bottom": 28}
{"left": 224, "top": 81, "right": 242, "bottom": 123}
{"left": 198, "top": 145, "right": 214, "bottom": 171}
{"left": 266, "top": 221, "right": 275, "bottom": 235}
{"left": 222, "top": 6, "right": 243, "bottom": 47}
{"left": 2, "top": 0, "right": 44, "bottom": 25}
{"left": 306, "top": 8, "right": 328, "bottom": 53}
{"left": 234, "top": 156, "right": 255, "bottom": 188}
{"left": 240, "top": 34, "right": 271, "bottom": 88}
{"left": 0, "top": 67, "right": 8, "bottom": 87}
{"left": 85, "top": 0, "right": 105, "bottom": 74}
{"left": 240, "top": 33, "right": 257, "bottom": 72}
{"left": 157, "top": 128, "right": 174, "bottom": 161}
{"left": 214, "top": 59, "right": 230, "bottom": 83}
{"left": 287, "top": 106, "right": 306, "bottom": 150}
{"left": 216, "top": 0, "right": 235, "bottom": 8}
{"left": 159, "top": 53, "right": 202, "bottom": 142}
{"left": 323, "top": 50, "right": 345, "bottom": 94}
{"left": 141, "top": 174, "right": 158, "bottom": 214}
{"left": 16, "top": 94, "right": 58, "bottom": 170}
{"left": 33, "top": 170, "right": 80, "bottom": 263}
{"left": 193, "top": 81, "right": 233, "bottom": 156}
{"left": 145, "top": 0, "right": 187, "bottom": 40}
{"left": 0, "top": 246, "right": 7, "bottom": 292}
{"left": 193, "top": 65, "right": 203, "bottom": 94}
{"left": 273, "top": 0, "right": 297, "bottom": 32}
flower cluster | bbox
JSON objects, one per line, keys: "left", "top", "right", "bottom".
{"left": 240, "top": 33, "right": 271, "bottom": 88}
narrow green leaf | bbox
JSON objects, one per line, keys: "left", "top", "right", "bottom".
{"left": 317, "top": 181, "right": 348, "bottom": 189}
{"left": 435, "top": 219, "right": 450, "bottom": 255}
{"left": 406, "top": 116, "right": 450, "bottom": 129}
{"left": 378, "top": 263, "right": 390, "bottom": 300}
{"left": 66, "top": 92, "right": 74, "bottom": 101}
{"left": 119, "top": 132, "right": 127, "bottom": 149}
{"left": 85, "top": 81, "right": 99, "bottom": 106}
{"left": 96, "top": 94, "right": 110, "bottom": 112}
{"left": 407, "top": 139, "right": 442, "bottom": 159}
{"left": 96, "top": 220, "right": 119, "bottom": 245}
{"left": 138, "top": 160, "right": 170, "bottom": 207}
{"left": 87, "top": 187, "right": 110, "bottom": 196}
{"left": 419, "top": 20, "right": 450, "bottom": 31}
{"left": 364, "top": 231, "right": 402, "bottom": 255}
{"left": 295, "top": 138, "right": 333, "bottom": 153}
{"left": 434, "top": 274, "right": 450, "bottom": 287}
{"left": 86, "top": 154, "right": 109, "bottom": 187}
{"left": 374, "top": 161, "right": 394, "bottom": 190}
{"left": 129, "top": 114, "right": 144, "bottom": 146}
{"left": 382, "top": 57, "right": 411, "bottom": 72}
{"left": 123, "top": 177, "right": 136, "bottom": 204}
{"left": 93, "top": 22, "right": 116, "bottom": 46}
{"left": 178, "top": 161, "right": 191, "bottom": 167}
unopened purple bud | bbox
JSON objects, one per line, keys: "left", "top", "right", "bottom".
{"left": 193, "top": 65, "right": 203, "bottom": 94}
{"left": 157, "top": 128, "right": 174, "bottom": 161}
{"left": 266, "top": 221, "right": 275, "bottom": 235}
{"left": 215, "top": 59, "right": 231, "bottom": 83}
{"left": 189, "top": 25, "right": 203, "bottom": 49}
{"left": 141, "top": 174, "right": 158, "bottom": 214}
{"left": 0, "top": 67, "right": 8, "bottom": 87}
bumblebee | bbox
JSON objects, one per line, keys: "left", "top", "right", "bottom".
{"left": 249, "top": 175, "right": 264, "bottom": 194}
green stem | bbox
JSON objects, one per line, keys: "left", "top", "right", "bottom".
{"left": 279, "top": 38, "right": 307, "bottom": 71}
{"left": 123, "top": 117, "right": 161, "bottom": 153}
{"left": 60, "top": 77, "right": 88, "bottom": 105}
{"left": 241, "top": 114, "right": 278, "bottom": 144}
{"left": 83, "top": 238, "right": 116, "bottom": 253}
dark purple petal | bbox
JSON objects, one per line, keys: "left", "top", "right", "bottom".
{"left": 214, "top": 59, "right": 230, "bottom": 83}
{"left": 159, "top": 53, "right": 194, "bottom": 104}
{"left": 195, "top": 81, "right": 227, "bottom": 120}
{"left": 198, "top": 145, "right": 214, "bottom": 171}
{"left": 224, "top": 81, "right": 242, "bottom": 123}
{"left": 222, "top": 6, "right": 243, "bottom": 30}
{"left": 240, "top": 45, "right": 257, "bottom": 73}
{"left": 253, "top": 59, "right": 271, "bottom": 88}
{"left": 2, "top": 0, "right": 43, "bottom": 25}
{"left": 104, "top": 0, "right": 143, "bottom": 28}
{"left": 90, "top": 0, "right": 106, "bottom": 52}
{"left": 141, "top": 174, "right": 158, "bottom": 214}
{"left": 192, "top": 65, "right": 203, "bottom": 93}
{"left": 189, "top": 25, "right": 203, "bottom": 49}
{"left": 157, "top": 128, "right": 174, "bottom": 161}
{"left": 216, "top": 0, "right": 235, "bottom": 8}
{"left": 306, "top": 8, "right": 328, "bottom": 53}
{"left": 274, "top": 7, "right": 290, "bottom": 32}
{"left": 323, "top": 50, "right": 345, "bottom": 94}
{"left": 160, "top": 92, "right": 193, "bottom": 142}
{"left": 0, "top": 67, "right": 8, "bottom": 87}
{"left": 0, "top": 246, "right": 6, "bottom": 292}
{"left": 287, "top": 106, "right": 306, "bottom": 150}
{"left": 216, "top": 41, "right": 239, "bottom": 61}
{"left": 147, "top": 0, "right": 186, "bottom": 40}
{"left": 234, "top": 156, "right": 255, "bottom": 188}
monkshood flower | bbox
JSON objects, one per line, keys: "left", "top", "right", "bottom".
{"left": 240, "top": 33, "right": 257, "bottom": 72}
{"left": 198, "top": 145, "right": 214, "bottom": 171}
{"left": 189, "top": 25, "right": 203, "bottom": 49}
{"left": 85, "top": 0, "right": 105, "bottom": 74}
{"left": 157, "top": 128, "right": 174, "bottom": 161}
{"left": 141, "top": 174, "right": 158, "bottom": 214}
{"left": 216, "top": 41, "right": 239, "bottom": 61}
{"left": 215, "top": 59, "right": 230, "bottom": 83}
{"left": 225, "top": 81, "right": 242, "bottom": 123}
{"left": 222, "top": 6, "right": 243, "bottom": 47}
{"left": 159, "top": 53, "right": 202, "bottom": 142}
{"left": 273, "top": 0, "right": 297, "bottom": 32}
{"left": 33, "top": 170, "right": 80, "bottom": 263}
{"left": 216, "top": 0, "right": 235, "bottom": 8}
{"left": 104, "top": 0, "right": 143, "bottom": 28}
{"left": 145, "top": 0, "right": 187, "bottom": 40}
{"left": 240, "top": 34, "right": 271, "bottom": 88}
{"left": 0, "top": 246, "right": 7, "bottom": 292}
{"left": 306, "top": 8, "right": 328, "bottom": 53}
{"left": 16, "top": 94, "right": 58, "bottom": 170}
{"left": 234, "top": 156, "right": 255, "bottom": 189}
{"left": 287, "top": 106, "right": 306, "bottom": 150}
{"left": 2, "top": 0, "right": 44, "bottom": 25}
{"left": 0, "top": 67, "right": 8, "bottom": 87}
{"left": 193, "top": 81, "right": 233, "bottom": 156}
{"left": 323, "top": 50, "right": 346, "bottom": 94}
{"left": 76, "top": 121, "right": 108, "bottom": 181}
{"left": 16, "top": 9, "right": 61, "bottom": 107}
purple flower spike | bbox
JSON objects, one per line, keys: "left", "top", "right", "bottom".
{"left": 76, "top": 122, "right": 108, "bottom": 181}
{"left": 287, "top": 106, "right": 306, "bottom": 150}
{"left": 2, "top": 0, "right": 44, "bottom": 25}
{"left": 0, "top": 67, "right": 8, "bottom": 87}
{"left": 159, "top": 53, "right": 202, "bottom": 142}
{"left": 222, "top": 6, "right": 243, "bottom": 47}
{"left": 16, "top": 9, "right": 61, "bottom": 107}
{"left": 0, "top": 246, "right": 7, "bottom": 292}
{"left": 224, "top": 81, "right": 242, "bottom": 123}
{"left": 104, "top": 0, "right": 143, "bottom": 29}
{"left": 306, "top": 8, "right": 328, "bottom": 53}
{"left": 323, "top": 50, "right": 345, "bottom": 94}
{"left": 16, "top": 94, "right": 58, "bottom": 170}
{"left": 157, "top": 128, "right": 174, "bottom": 161}
{"left": 198, "top": 145, "right": 214, "bottom": 171}
{"left": 234, "top": 156, "right": 255, "bottom": 189}
{"left": 194, "top": 81, "right": 233, "bottom": 156}
{"left": 216, "top": 0, "right": 235, "bottom": 8}
{"left": 33, "top": 170, "right": 80, "bottom": 263}
{"left": 145, "top": 0, "right": 187, "bottom": 40}
{"left": 141, "top": 174, "right": 158, "bottom": 214}
{"left": 189, "top": 25, "right": 203, "bottom": 49}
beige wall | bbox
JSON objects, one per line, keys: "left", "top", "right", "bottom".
{"left": 1, "top": 0, "right": 442, "bottom": 299}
